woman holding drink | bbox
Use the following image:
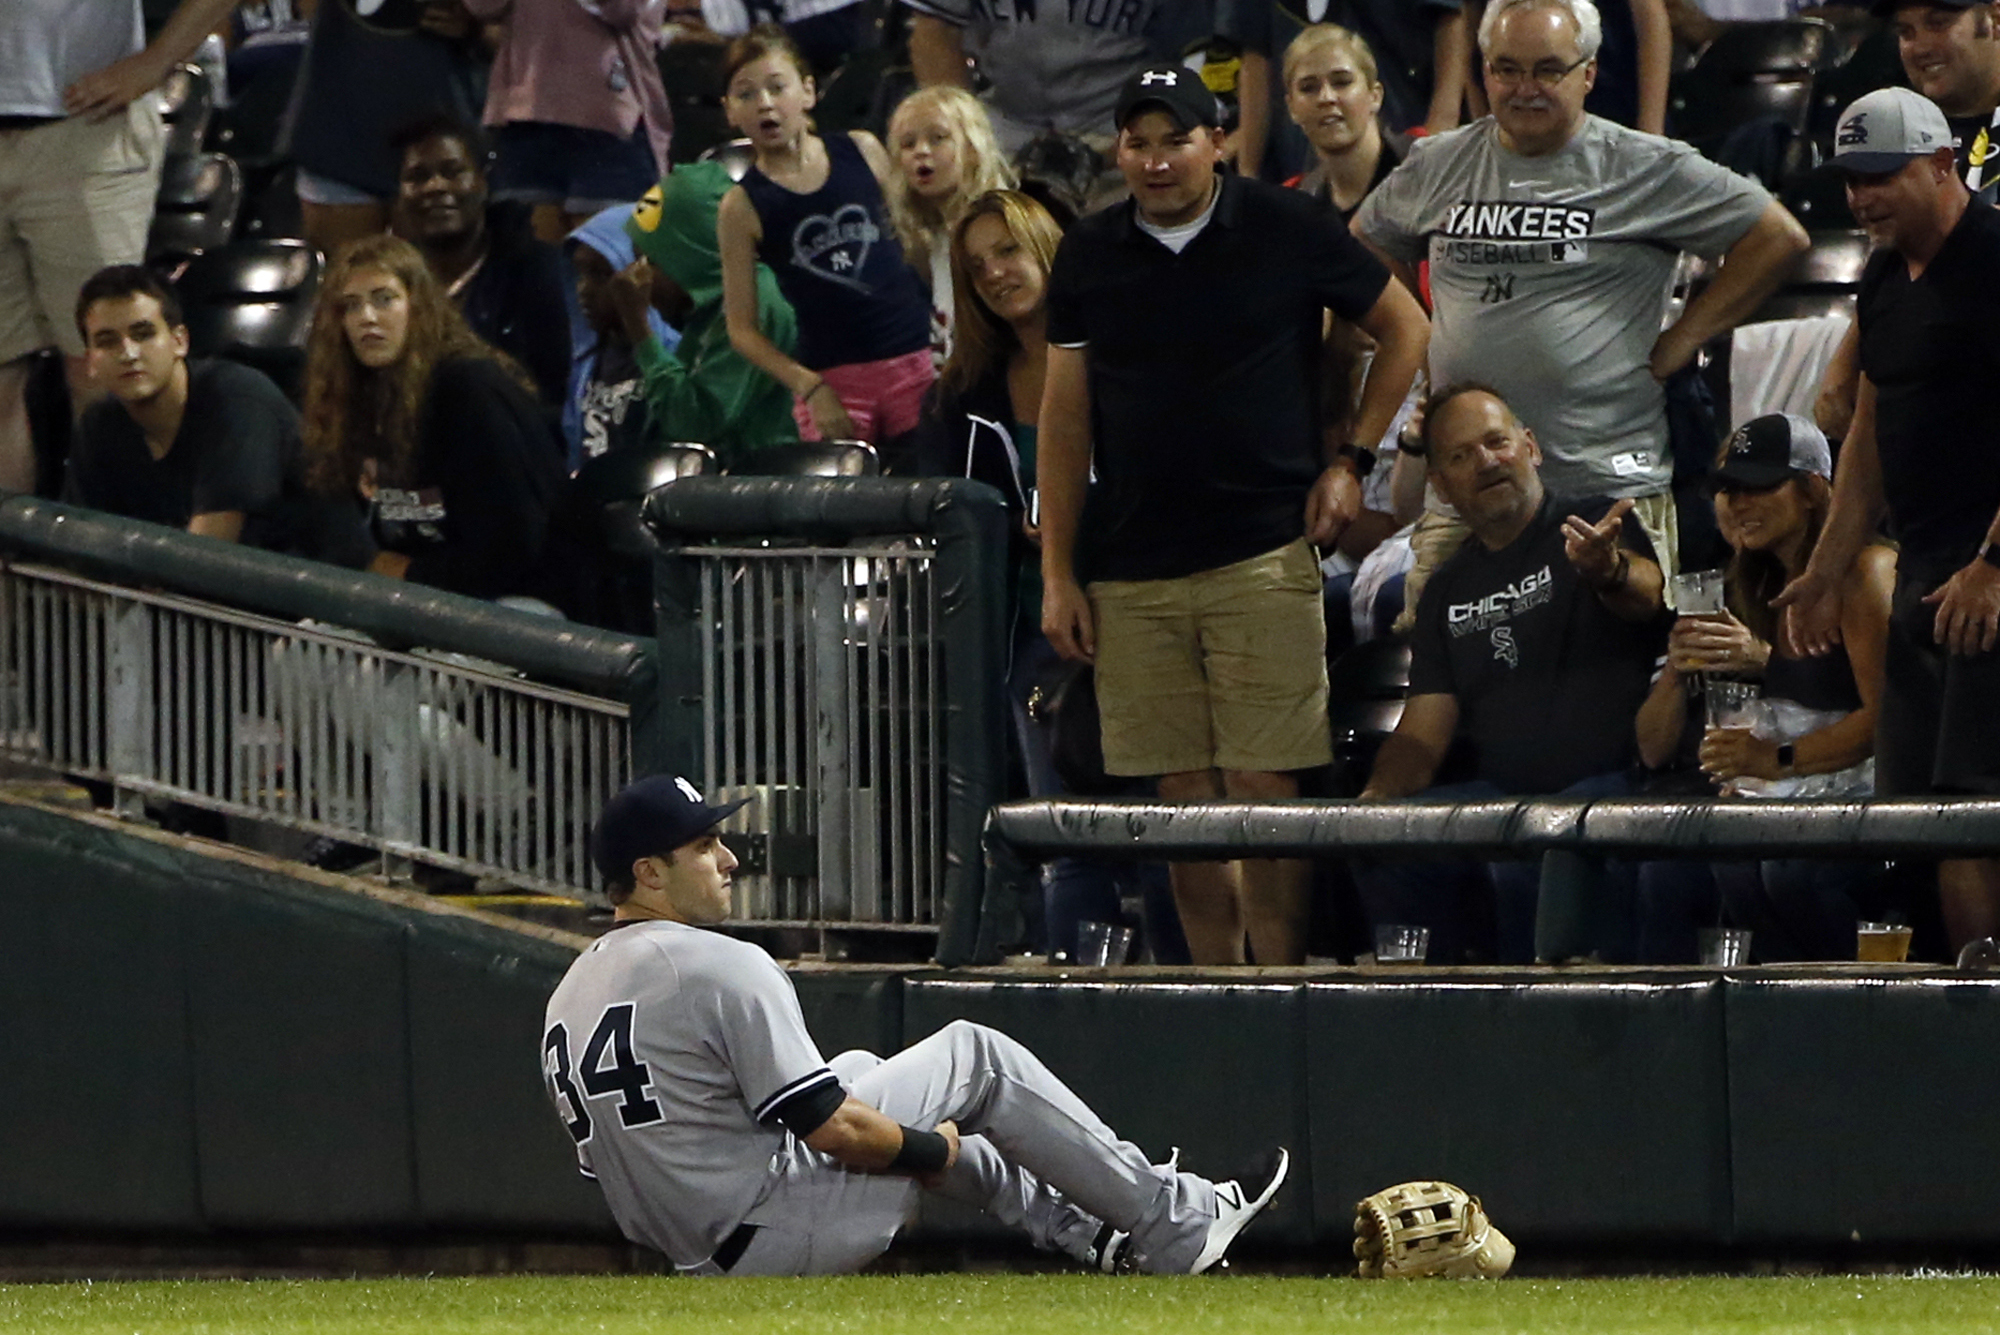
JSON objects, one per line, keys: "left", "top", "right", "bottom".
{"left": 1634, "top": 414, "right": 1895, "bottom": 962}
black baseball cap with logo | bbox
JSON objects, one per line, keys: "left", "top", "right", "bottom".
{"left": 591, "top": 775, "right": 750, "bottom": 882}
{"left": 1710, "top": 413, "right": 1833, "bottom": 490}
{"left": 1115, "top": 65, "right": 1224, "bottom": 132}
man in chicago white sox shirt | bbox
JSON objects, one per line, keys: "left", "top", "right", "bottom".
{"left": 542, "top": 774, "right": 1288, "bottom": 1276}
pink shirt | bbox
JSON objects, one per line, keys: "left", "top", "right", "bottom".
{"left": 465, "top": 0, "right": 672, "bottom": 168}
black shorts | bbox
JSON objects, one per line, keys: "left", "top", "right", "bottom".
{"left": 1876, "top": 569, "right": 2000, "bottom": 796}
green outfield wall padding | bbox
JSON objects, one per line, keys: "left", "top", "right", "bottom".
{"left": 1306, "top": 978, "right": 1732, "bottom": 1245}
{"left": 1726, "top": 975, "right": 2000, "bottom": 1244}
{"left": 406, "top": 932, "right": 617, "bottom": 1231}
{"left": 0, "top": 799, "right": 615, "bottom": 1237}
{"left": 790, "top": 968, "right": 905, "bottom": 1062}
{"left": 901, "top": 978, "right": 1313, "bottom": 1246}
{"left": 0, "top": 836, "right": 203, "bottom": 1230}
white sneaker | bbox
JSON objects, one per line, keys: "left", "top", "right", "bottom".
{"left": 1190, "top": 1147, "right": 1289, "bottom": 1274}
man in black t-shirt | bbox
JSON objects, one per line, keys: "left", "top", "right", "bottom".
{"left": 1038, "top": 66, "right": 1429, "bottom": 966}
{"left": 1816, "top": 4, "right": 1999, "bottom": 438}
{"left": 1357, "top": 383, "right": 1667, "bottom": 962}
{"left": 1783, "top": 87, "right": 2000, "bottom": 956}
{"left": 67, "top": 265, "right": 300, "bottom": 545}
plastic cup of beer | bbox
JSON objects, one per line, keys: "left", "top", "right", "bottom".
{"left": 1698, "top": 926, "right": 1751, "bottom": 967}
{"left": 1375, "top": 924, "right": 1430, "bottom": 965}
{"left": 1077, "top": 920, "right": 1134, "bottom": 968}
{"left": 1671, "top": 569, "right": 1726, "bottom": 616}
{"left": 1856, "top": 921, "right": 1913, "bottom": 962}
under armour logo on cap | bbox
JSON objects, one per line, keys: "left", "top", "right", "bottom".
{"left": 1116, "top": 63, "right": 1223, "bottom": 132}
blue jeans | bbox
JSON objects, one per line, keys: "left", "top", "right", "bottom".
{"left": 1010, "top": 634, "right": 1188, "bottom": 964}
{"left": 1354, "top": 772, "right": 1638, "bottom": 964}
{"left": 1637, "top": 856, "right": 1887, "bottom": 963}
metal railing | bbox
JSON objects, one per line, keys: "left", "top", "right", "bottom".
{"left": 649, "top": 477, "right": 1009, "bottom": 964}
{"left": 0, "top": 497, "right": 660, "bottom": 904}
{"left": 689, "top": 540, "right": 943, "bottom": 928}
{"left": 0, "top": 560, "right": 628, "bottom": 895}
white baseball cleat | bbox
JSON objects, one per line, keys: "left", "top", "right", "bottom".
{"left": 1190, "top": 1147, "right": 1290, "bottom": 1274}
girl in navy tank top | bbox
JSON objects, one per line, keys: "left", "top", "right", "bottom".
{"left": 716, "top": 26, "right": 934, "bottom": 465}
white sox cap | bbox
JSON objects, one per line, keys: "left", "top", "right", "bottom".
{"left": 1831, "top": 87, "right": 1952, "bottom": 174}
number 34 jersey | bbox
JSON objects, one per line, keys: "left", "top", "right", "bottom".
{"left": 542, "top": 920, "right": 838, "bottom": 1266}
{"left": 1352, "top": 116, "right": 1771, "bottom": 502}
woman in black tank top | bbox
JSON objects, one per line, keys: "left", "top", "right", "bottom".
{"left": 1634, "top": 414, "right": 1896, "bottom": 962}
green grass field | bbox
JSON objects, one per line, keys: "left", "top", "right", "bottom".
{"left": 6, "top": 1274, "right": 1999, "bottom": 1334}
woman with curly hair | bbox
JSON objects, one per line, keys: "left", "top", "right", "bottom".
{"left": 302, "top": 234, "right": 564, "bottom": 601}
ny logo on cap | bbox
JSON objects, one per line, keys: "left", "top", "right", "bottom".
{"left": 1837, "top": 113, "right": 1868, "bottom": 147}
{"left": 675, "top": 776, "right": 704, "bottom": 803}
{"left": 1140, "top": 70, "right": 1178, "bottom": 86}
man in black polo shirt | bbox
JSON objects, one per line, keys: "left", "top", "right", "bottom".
{"left": 1038, "top": 65, "right": 1429, "bottom": 966}
{"left": 1357, "top": 383, "right": 1667, "bottom": 963}
{"left": 67, "top": 265, "right": 300, "bottom": 546}
{"left": 1781, "top": 87, "right": 2000, "bottom": 956}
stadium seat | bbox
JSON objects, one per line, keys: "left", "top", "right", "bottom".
{"left": 697, "top": 138, "right": 757, "bottom": 182}
{"left": 659, "top": 38, "right": 731, "bottom": 164}
{"left": 578, "top": 442, "right": 718, "bottom": 561}
{"left": 147, "top": 152, "right": 245, "bottom": 263}
{"left": 1779, "top": 164, "right": 1855, "bottom": 229}
{"left": 1809, "top": 20, "right": 1908, "bottom": 149}
{"left": 155, "top": 62, "right": 216, "bottom": 159}
{"left": 175, "top": 239, "right": 321, "bottom": 400}
{"left": 1671, "top": 19, "right": 1832, "bottom": 184}
{"left": 1324, "top": 637, "right": 1410, "bottom": 796}
{"left": 753, "top": 439, "right": 880, "bottom": 477}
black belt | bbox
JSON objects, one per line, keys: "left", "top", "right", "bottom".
{"left": 714, "top": 1222, "right": 760, "bottom": 1272}
{"left": 0, "top": 116, "right": 60, "bottom": 132}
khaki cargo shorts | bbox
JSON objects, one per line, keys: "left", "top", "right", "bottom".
{"left": 0, "top": 101, "right": 165, "bottom": 363}
{"left": 1089, "top": 539, "right": 1332, "bottom": 778}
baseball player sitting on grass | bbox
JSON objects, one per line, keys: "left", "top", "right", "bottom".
{"left": 543, "top": 774, "right": 1289, "bottom": 1276}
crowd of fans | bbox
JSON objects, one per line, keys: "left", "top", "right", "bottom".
{"left": 5, "top": 0, "right": 1998, "bottom": 970}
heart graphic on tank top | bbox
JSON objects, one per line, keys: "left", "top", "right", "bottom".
{"left": 790, "top": 204, "right": 879, "bottom": 294}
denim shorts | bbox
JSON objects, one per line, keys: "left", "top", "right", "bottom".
{"left": 489, "top": 120, "right": 659, "bottom": 213}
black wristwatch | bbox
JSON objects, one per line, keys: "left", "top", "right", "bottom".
{"left": 1776, "top": 742, "right": 1796, "bottom": 775}
{"left": 1980, "top": 541, "right": 2000, "bottom": 571}
{"left": 1336, "top": 442, "right": 1378, "bottom": 478}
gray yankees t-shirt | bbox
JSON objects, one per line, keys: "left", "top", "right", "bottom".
{"left": 543, "top": 920, "right": 838, "bottom": 1269}
{"left": 901, "top": 0, "right": 1167, "bottom": 151}
{"left": 1354, "top": 115, "right": 1771, "bottom": 499}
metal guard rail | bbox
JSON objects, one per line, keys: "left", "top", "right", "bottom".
{"left": 648, "top": 477, "right": 1008, "bottom": 967}
{"left": 0, "top": 495, "right": 655, "bottom": 702}
{"left": 980, "top": 797, "right": 2000, "bottom": 961}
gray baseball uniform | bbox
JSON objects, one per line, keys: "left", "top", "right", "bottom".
{"left": 899, "top": 0, "right": 1170, "bottom": 153}
{"left": 1353, "top": 115, "right": 1771, "bottom": 500}
{"left": 543, "top": 920, "right": 1228, "bottom": 1275}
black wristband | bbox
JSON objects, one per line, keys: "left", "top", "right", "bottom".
{"left": 888, "top": 1126, "right": 950, "bottom": 1176}
{"left": 1336, "top": 441, "right": 1378, "bottom": 478}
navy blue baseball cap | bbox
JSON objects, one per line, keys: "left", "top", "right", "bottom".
{"left": 1711, "top": 413, "right": 1832, "bottom": 490}
{"left": 592, "top": 775, "right": 750, "bottom": 881}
